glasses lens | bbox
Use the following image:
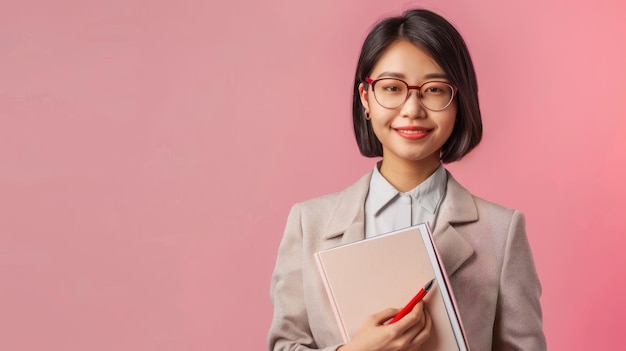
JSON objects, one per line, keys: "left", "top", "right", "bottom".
{"left": 420, "top": 82, "right": 454, "bottom": 111}
{"left": 372, "top": 78, "right": 408, "bottom": 109}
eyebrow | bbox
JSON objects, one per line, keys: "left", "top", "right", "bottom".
{"left": 375, "top": 71, "right": 449, "bottom": 80}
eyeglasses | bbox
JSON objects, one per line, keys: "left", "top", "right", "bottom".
{"left": 365, "top": 77, "right": 457, "bottom": 111}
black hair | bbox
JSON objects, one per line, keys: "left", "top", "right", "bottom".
{"left": 352, "top": 9, "right": 482, "bottom": 163}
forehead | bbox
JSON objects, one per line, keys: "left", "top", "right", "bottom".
{"left": 370, "top": 40, "right": 445, "bottom": 80}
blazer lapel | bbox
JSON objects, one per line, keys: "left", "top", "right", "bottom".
{"left": 322, "top": 172, "right": 371, "bottom": 245}
{"left": 432, "top": 171, "right": 479, "bottom": 276}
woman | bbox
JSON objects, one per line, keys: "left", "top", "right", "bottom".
{"left": 268, "top": 9, "right": 546, "bottom": 351}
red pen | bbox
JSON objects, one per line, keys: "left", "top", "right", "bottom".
{"left": 389, "top": 278, "right": 436, "bottom": 324}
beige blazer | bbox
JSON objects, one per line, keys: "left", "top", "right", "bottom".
{"left": 268, "top": 170, "right": 546, "bottom": 351}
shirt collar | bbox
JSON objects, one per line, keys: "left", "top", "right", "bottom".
{"left": 368, "top": 162, "right": 447, "bottom": 215}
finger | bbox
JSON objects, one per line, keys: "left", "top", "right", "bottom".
{"left": 393, "top": 301, "right": 425, "bottom": 331}
{"left": 386, "top": 307, "right": 428, "bottom": 350}
{"left": 369, "top": 307, "right": 401, "bottom": 325}
{"left": 411, "top": 308, "right": 433, "bottom": 347}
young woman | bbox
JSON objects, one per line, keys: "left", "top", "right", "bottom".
{"left": 268, "top": 9, "right": 546, "bottom": 351}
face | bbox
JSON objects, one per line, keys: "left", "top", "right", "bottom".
{"left": 359, "top": 40, "right": 457, "bottom": 169}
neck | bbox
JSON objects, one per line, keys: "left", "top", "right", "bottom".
{"left": 378, "top": 156, "right": 441, "bottom": 193}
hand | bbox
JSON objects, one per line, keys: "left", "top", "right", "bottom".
{"left": 337, "top": 302, "right": 432, "bottom": 351}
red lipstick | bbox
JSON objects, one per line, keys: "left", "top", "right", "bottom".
{"left": 393, "top": 126, "right": 431, "bottom": 140}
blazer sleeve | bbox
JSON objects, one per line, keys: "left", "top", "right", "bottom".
{"left": 267, "top": 203, "right": 342, "bottom": 351}
{"left": 493, "top": 210, "right": 547, "bottom": 350}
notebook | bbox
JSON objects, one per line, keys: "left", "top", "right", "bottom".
{"left": 314, "top": 223, "right": 469, "bottom": 350}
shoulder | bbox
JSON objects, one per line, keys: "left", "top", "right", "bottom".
{"left": 291, "top": 171, "right": 372, "bottom": 215}
{"left": 445, "top": 170, "right": 523, "bottom": 225}
{"left": 281, "top": 170, "right": 371, "bottom": 241}
{"left": 473, "top": 194, "right": 519, "bottom": 218}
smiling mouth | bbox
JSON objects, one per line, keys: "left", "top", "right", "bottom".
{"left": 393, "top": 127, "right": 431, "bottom": 140}
{"left": 395, "top": 129, "right": 428, "bottom": 134}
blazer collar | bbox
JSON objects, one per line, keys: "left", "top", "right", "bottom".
{"left": 321, "top": 170, "right": 478, "bottom": 276}
{"left": 322, "top": 172, "right": 371, "bottom": 244}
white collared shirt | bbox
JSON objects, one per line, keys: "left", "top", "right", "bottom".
{"left": 364, "top": 163, "right": 447, "bottom": 238}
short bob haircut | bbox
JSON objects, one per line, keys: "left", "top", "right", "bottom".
{"left": 353, "top": 9, "right": 482, "bottom": 163}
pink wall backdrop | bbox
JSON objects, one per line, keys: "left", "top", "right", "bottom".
{"left": 1, "top": 0, "right": 625, "bottom": 350}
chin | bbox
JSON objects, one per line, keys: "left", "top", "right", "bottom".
{"left": 402, "top": 153, "right": 441, "bottom": 165}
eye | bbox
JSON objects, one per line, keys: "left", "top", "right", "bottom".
{"left": 382, "top": 84, "right": 401, "bottom": 91}
{"left": 422, "top": 82, "right": 451, "bottom": 95}
{"left": 377, "top": 80, "right": 406, "bottom": 94}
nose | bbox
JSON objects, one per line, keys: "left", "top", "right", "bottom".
{"left": 400, "top": 89, "right": 426, "bottom": 118}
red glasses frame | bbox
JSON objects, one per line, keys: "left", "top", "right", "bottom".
{"left": 365, "top": 77, "right": 458, "bottom": 111}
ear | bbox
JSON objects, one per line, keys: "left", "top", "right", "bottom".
{"left": 358, "top": 83, "right": 369, "bottom": 114}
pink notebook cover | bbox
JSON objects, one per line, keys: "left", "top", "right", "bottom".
{"left": 314, "top": 223, "right": 469, "bottom": 350}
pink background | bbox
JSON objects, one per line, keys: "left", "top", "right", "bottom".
{"left": 1, "top": 0, "right": 625, "bottom": 350}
